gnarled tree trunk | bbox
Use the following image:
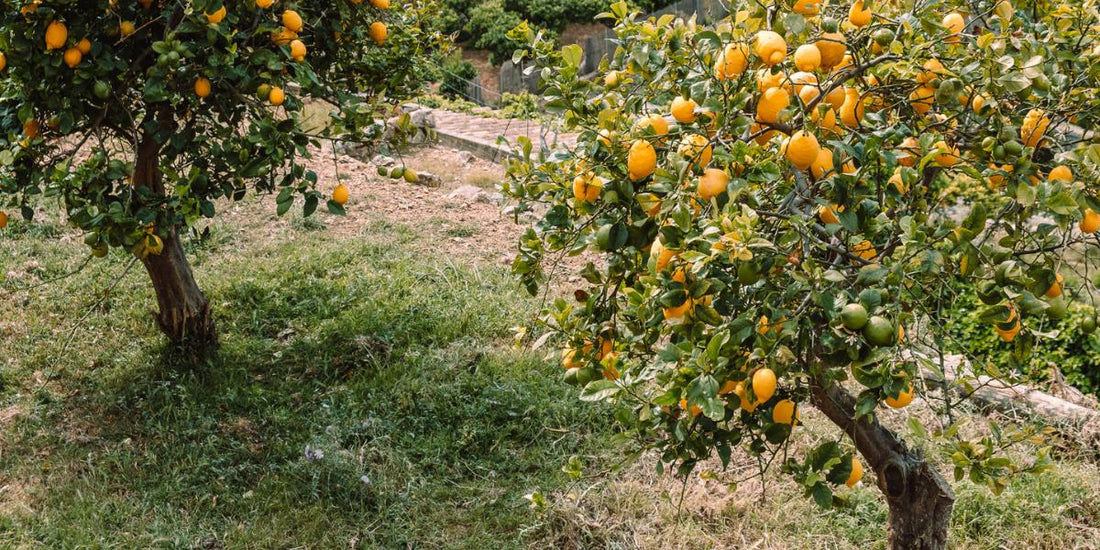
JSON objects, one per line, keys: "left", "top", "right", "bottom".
{"left": 134, "top": 120, "right": 217, "bottom": 353}
{"left": 811, "top": 377, "right": 955, "bottom": 550}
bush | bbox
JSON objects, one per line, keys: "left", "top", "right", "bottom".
{"left": 499, "top": 92, "right": 540, "bottom": 119}
{"left": 441, "top": 0, "right": 480, "bottom": 38}
{"left": 439, "top": 54, "right": 480, "bottom": 100}
{"left": 943, "top": 284, "right": 1100, "bottom": 396}
{"left": 467, "top": 0, "right": 527, "bottom": 65}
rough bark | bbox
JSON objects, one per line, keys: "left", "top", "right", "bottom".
{"left": 811, "top": 377, "right": 955, "bottom": 550}
{"left": 134, "top": 122, "right": 217, "bottom": 353}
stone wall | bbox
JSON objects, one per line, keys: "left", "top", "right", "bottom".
{"left": 499, "top": 0, "right": 728, "bottom": 95}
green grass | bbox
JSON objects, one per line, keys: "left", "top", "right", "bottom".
{"left": 0, "top": 213, "right": 616, "bottom": 548}
{"left": 1, "top": 207, "right": 1099, "bottom": 548}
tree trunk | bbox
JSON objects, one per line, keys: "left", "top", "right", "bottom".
{"left": 811, "top": 377, "right": 955, "bottom": 550}
{"left": 134, "top": 122, "right": 217, "bottom": 353}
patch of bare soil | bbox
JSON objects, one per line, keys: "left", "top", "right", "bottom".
{"left": 560, "top": 22, "right": 610, "bottom": 46}
{"left": 461, "top": 48, "right": 500, "bottom": 104}
{"left": 0, "top": 479, "right": 34, "bottom": 516}
{"left": 217, "top": 143, "right": 524, "bottom": 268}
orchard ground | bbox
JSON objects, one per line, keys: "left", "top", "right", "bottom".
{"left": 1, "top": 144, "right": 1099, "bottom": 548}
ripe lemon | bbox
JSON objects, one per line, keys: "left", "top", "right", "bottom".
{"left": 332, "top": 183, "right": 350, "bottom": 205}
{"left": 1081, "top": 209, "right": 1100, "bottom": 234}
{"left": 651, "top": 238, "right": 677, "bottom": 272}
{"left": 272, "top": 28, "right": 298, "bottom": 45}
{"left": 839, "top": 88, "right": 864, "bottom": 127}
{"left": 45, "top": 20, "right": 68, "bottom": 50}
{"left": 848, "top": 0, "right": 872, "bottom": 27}
{"left": 628, "top": 139, "right": 657, "bottom": 181}
{"left": 572, "top": 173, "right": 602, "bottom": 203}
{"left": 663, "top": 297, "right": 692, "bottom": 320}
{"left": 755, "top": 87, "right": 790, "bottom": 124}
{"left": 897, "top": 137, "right": 920, "bottom": 167}
{"left": 782, "top": 130, "right": 820, "bottom": 170}
{"left": 697, "top": 168, "right": 728, "bottom": 200}
{"left": 562, "top": 348, "right": 584, "bottom": 370}
{"left": 996, "top": 318, "right": 1022, "bottom": 342}
{"left": 787, "top": 71, "right": 818, "bottom": 95}
{"left": 816, "top": 107, "right": 842, "bottom": 135}
{"left": 885, "top": 385, "right": 915, "bottom": 408}
{"left": 793, "top": 0, "right": 820, "bottom": 15}
{"left": 635, "top": 114, "right": 669, "bottom": 137}
{"left": 671, "top": 96, "right": 697, "bottom": 123}
{"left": 1045, "top": 274, "right": 1064, "bottom": 298}
{"left": 846, "top": 457, "right": 863, "bottom": 487}
{"left": 752, "top": 368, "right": 777, "bottom": 403}
{"left": 372, "top": 0, "right": 392, "bottom": 8}
{"left": 715, "top": 43, "right": 749, "bottom": 80}
{"left": 816, "top": 32, "right": 846, "bottom": 69}
{"left": 853, "top": 240, "right": 877, "bottom": 260}
{"left": 732, "top": 382, "right": 758, "bottom": 412}
{"left": 0, "top": 211, "right": 7, "bottom": 229}
{"left": 194, "top": 77, "right": 211, "bottom": 98}
{"left": 811, "top": 147, "right": 834, "bottom": 179}
{"left": 268, "top": 86, "right": 285, "bottom": 106}
{"left": 819, "top": 204, "right": 842, "bottom": 225}
{"left": 0, "top": 52, "right": 6, "bottom": 71}
{"left": 888, "top": 167, "right": 908, "bottom": 193}
{"left": 677, "top": 134, "right": 713, "bottom": 169}
{"left": 206, "top": 6, "right": 227, "bottom": 24}
{"left": 942, "top": 12, "right": 965, "bottom": 42}
{"left": 289, "top": 39, "right": 307, "bottom": 61}
{"left": 76, "top": 38, "right": 92, "bottom": 55}
{"left": 370, "top": 22, "right": 388, "bottom": 45}
{"left": 793, "top": 44, "right": 822, "bottom": 72}
{"left": 1020, "top": 108, "right": 1050, "bottom": 148}
{"left": 909, "top": 86, "right": 935, "bottom": 115}
{"left": 754, "top": 30, "right": 787, "bottom": 66}
{"left": 773, "top": 399, "right": 798, "bottom": 425}
{"left": 23, "top": 119, "right": 40, "bottom": 139}
{"left": 1048, "top": 165, "right": 1072, "bottom": 182}
{"left": 933, "top": 141, "right": 960, "bottom": 167}
{"left": 257, "top": 0, "right": 274, "bottom": 7}
{"left": 63, "top": 47, "right": 82, "bottom": 68}
{"left": 282, "top": 10, "right": 304, "bottom": 32}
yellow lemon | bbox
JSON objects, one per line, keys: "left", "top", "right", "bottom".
{"left": 793, "top": 44, "right": 822, "bottom": 72}
{"left": 628, "top": 140, "right": 657, "bottom": 181}
{"left": 783, "top": 130, "right": 820, "bottom": 170}
{"left": 754, "top": 30, "right": 787, "bottom": 66}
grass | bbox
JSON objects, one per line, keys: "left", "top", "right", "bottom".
{"left": 1, "top": 203, "right": 1100, "bottom": 548}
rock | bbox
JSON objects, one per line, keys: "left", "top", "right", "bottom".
{"left": 477, "top": 192, "right": 506, "bottom": 205}
{"left": 409, "top": 109, "right": 436, "bottom": 129}
{"left": 372, "top": 155, "right": 396, "bottom": 167}
{"left": 414, "top": 171, "right": 443, "bottom": 188}
{"left": 458, "top": 151, "right": 477, "bottom": 165}
{"left": 446, "top": 185, "right": 486, "bottom": 202}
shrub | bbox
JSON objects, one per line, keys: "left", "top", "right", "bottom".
{"left": 944, "top": 284, "right": 1100, "bottom": 396}
{"left": 439, "top": 54, "right": 480, "bottom": 100}
{"left": 499, "top": 92, "right": 540, "bottom": 119}
{"left": 467, "top": 0, "right": 528, "bottom": 65}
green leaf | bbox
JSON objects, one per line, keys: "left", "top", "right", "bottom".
{"left": 561, "top": 44, "right": 583, "bottom": 69}
{"left": 811, "top": 483, "right": 833, "bottom": 509}
{"left": 580, "top": 380, "right": 620, "bottom": 402}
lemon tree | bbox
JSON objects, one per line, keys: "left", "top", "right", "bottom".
{"left": 0, "top": 0, "right": 443, "bottom": 351}
{"left": 505, "top": 1, "right": 1100, "bottom": 547}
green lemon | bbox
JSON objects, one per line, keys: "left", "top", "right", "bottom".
{"left": 738, "top": 262, "right": 761, "bottom": 286}
{"left": 840, "top": 303, "right": 869, "bottom": 330}
{"left": 863, "top": 316, "right": 896, "bottom": 346}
